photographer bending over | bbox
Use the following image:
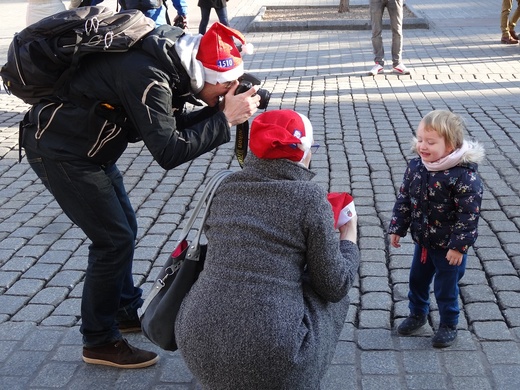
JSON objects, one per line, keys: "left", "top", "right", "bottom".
{"left": 21, "top": 22, "right": 260, "bottom": 369}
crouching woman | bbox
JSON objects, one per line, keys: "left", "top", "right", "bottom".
{"left": 175, "top": 109, "right": 360, "bottom": 389}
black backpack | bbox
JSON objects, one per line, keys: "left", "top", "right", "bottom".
{"left": 0, "top": 6, "right": 155, "bottom": 105}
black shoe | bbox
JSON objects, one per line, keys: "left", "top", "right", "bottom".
{"left": 118, "top": 317, "right": 142, "bottom": 333}
{"left": 397, "top": 314, "right": 427, "bottom": 335}
{"left": 432, "top": 324, "right": 457, "bottom": 348}
{"left": 83, "top": 338, "right": 159, "bottom": 368}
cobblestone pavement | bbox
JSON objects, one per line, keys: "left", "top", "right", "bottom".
{"left": 1, "top": 0, "right": 520, "bottom": 389}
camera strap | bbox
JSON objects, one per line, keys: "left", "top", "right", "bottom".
{"left": 235, "top": 121, "right": 249, "bottom": 168}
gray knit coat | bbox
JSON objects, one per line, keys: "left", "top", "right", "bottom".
{"left": 175, "top": 155, "right": 360, "bottom": 390}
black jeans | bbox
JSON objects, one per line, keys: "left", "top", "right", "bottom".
{"left": 26, "top": 150, "right": 143, "bottom": 347}
{"left": 199, "top": 6, "right": 229, "bottom": 35}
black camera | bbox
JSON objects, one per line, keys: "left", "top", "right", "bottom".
{"left": 235, "top": 73, "right": 271, "bottom": 110}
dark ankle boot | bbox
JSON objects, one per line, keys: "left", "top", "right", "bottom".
{"left": 397, "top": 314, "right": 427, "bottom": 335}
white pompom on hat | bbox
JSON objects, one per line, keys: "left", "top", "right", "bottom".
{"left": 195, "top": 22, "right": 254, "bottom": 85}
{"left": 250, "top": 109, "right": 314, "bottom": 162}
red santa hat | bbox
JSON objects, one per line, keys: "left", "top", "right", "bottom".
{"left": 327, "top": 192, "right": 356, "bottom": 228}
{"left": 196, "top": 22, "right": 254, "bottom": 85}
{"left": 250, "top": 109, "right": 314, "bottom": 162}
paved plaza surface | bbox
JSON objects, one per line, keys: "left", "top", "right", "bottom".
{"left": 1, "top": 0, "right": 520, "bottom": 389}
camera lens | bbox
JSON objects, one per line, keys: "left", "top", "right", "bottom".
{"left": 257, "top": 88, "right": 270, "bottom": 110}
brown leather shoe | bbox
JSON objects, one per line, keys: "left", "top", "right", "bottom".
{"left": 501, "top": 35, "right": 519, "bottom": 44}
{"left": 510, "top": 30, "right": 519, "bottom": 40}
{"left": 83, "top": 338, "right": 159, "bottom": 368}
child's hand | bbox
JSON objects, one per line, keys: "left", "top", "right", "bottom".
{"left": 446, "top": 249, "right": 463, "bottom": 266}
{"left": 390, "top": 234, "right": 401, "bottom": 248}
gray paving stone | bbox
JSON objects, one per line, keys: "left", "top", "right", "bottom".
{"left": 402, "top": 349, "right": 443, "bottom": 374}
{"left": 460, "top": 269, "right": 489, "bottom": 286}
{"left": 450, "top": 376, "right": 493, "bottom": 390}
{"left": 472, "top": 321, "right": 515, "bottom": 341}
{"left": 393, "top": 283, "right": 409, "bottom": 301}
{"left": 1, "top": 256, "right": 36, "bottom": 272}
{"left": 0, "top": 270, "right": 21, "bottom": 290}
{"left": 361, "top": 376, "right": 404, "bottom": 390}
{"left": 357, "top": 329, "right": 396, "bottom": 350}
{"left": 11, "top": 304, "right": 54, "bottom": 322}
{"left": 490, "top": 275, "right": 520, "bottom": 291}
{"left": 360, "top": 249, "right": 386, "bottom": 263}
{"left": 360, "top": 350, "right": 400, "bottom": 374}
{"left": 490, "top": 364, "right": 520, "bottom": 390}
{"left": 5, "top": 278, "right": 45, "bottom": 296}
{"left": 360, "top": 276, "right": 392, "bottom": 293}
{"left": 47, "top": 270, "right": 85, "bottom": 288}
{"left": 390, "top": 268, "right": 411, "bottom": 284}
{"left": 40, "top": 315, "right": 79, "bottom": 327}
{"left": 0, "top": 295, "right": 30, "bottom": 316}
{"left": 38, "top": 250, "right": 74, "bottom": 264}
{"left": 0, "top": 350, "right": 47, "bottom": 377}
{"left": 482, "top": 259, "right": 518, "bottom": 276}
{"left": 442, "top": 351, "right": 486, "bottom": 376}
{"left": 460, "top": 284, "right": 496, "bottom": 303}
{"left": 21, "top": 263, "right": 61, "bottom": 281}
{"left": 359, "top": 310, "right": 392, "bottom": 329}
{"left": 331, "top": 341, "right": 357, "bottom": 365}
{"left": 321, "top": 364, "right": 357, "bottom": 390}
{"left": 404, "top": 373, "right": 448, "bottom": 389}
{"left": 497, "top": 291, "right": 520, "bottom": 308}
{"left": 504, "top": 308, "right": 520, "bottom": 327}
{"left": 53, "top": 298, "right": 81, "bottom": 316}
{"left": 481, "top": 341, "right": 520, "bottom": 365}
{"left": 29, "top": 362, "right": 78, "bottom": 388}
{"left": 465, "top": 302, "right": 504, "bottom": 322}
{"left": 360, "top": 292, "right": 392, "bottom": 310}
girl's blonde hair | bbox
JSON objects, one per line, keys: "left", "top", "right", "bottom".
{"left": 420, "top": 110, "right": 466, "bottom": 149}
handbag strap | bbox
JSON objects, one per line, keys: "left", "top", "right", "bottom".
{"left": 138, "top": 170, "right": 233, "bottom": 319}
{"left": 175, "top": 169, "right": 233, "bottom": 248}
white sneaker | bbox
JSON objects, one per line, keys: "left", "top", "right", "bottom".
{"left": 368, "top": 63, "right": 384, "bottom": 76}
{"left": 393, "top": 63, "right": 411, "bottom": 75}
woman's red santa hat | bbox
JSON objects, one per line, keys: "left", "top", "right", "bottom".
{"left": 249, "top": 109, "right": 314, "bottom": 163}
{"left": 196, "top": 22, "right": 254, "bottom": 85}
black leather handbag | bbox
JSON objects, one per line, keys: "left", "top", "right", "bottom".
{"left": 138, "top": 170, "right": 232, "bottom": 351}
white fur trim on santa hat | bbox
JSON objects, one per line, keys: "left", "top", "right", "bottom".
{"left": 203, "top": 62, "right": 245, "bottom": 85}
{"left": 175, "top": 35, "right": 205, "bottom": 93}
{"left": 295, "top": 113, "right": 314, "bottom": 161}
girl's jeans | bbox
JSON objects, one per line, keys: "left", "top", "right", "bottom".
{"left": 408, "top": 244, "right": 467, "bottom": 326}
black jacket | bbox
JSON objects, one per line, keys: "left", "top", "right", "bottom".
{"left": 21, "top": 26, "right": 231, "bottom": 169}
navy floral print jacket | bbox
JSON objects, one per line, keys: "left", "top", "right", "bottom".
{"left": 388, "top": 157, "right": 483, "bottom": 254}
